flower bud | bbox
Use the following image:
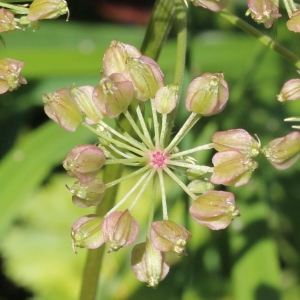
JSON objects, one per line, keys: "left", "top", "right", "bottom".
{"left": 277, "top": 79, "right": 300, "bottom": 102}
{"left": 63, "top": 144, "right": 106, "bottom": 182}
{"left": 27, "top": 0, "right": 69, "bottom": 22}
{"left": 123, "top": 55, "right": 165, "bottom": 101}
{"left": 191, "top": 0, "right": 230, "bottom": 12}
{"left": 153, "top": 84, "right": 178, "bottom": 114}
{"left": 246, "top": 0, "right": 281, "bottom": 28}
{"left": 287, "top": 10, "right": 300, "bottom": 33}
{"left": 189, "top": 190, "right": 240, "bottom": 230}
{"left": 103, "top": 40, "right": 141, "bottom": 76}
{"left": 150, "top": 220, "right": 192, "bottom": 256}
{"left": 0, "top": 58, "right": 27, "bottom": 94}
{"left": 210, "top": 150, "right": 258, "bottom": 187}
{"left": 43, "top": 88, "right": 82, "bottom": 132}
{"left": 68, "top": 178, "right": 106, "bottom": 208}
{"left": 71, "top": 214, "right": 104, "bottom": 252}
{"left": 93, "top": 73, "right": 134, "bottom": 118}
{"left": 212, "top": 129, "right": 260, "bottom": 157}
{"left": 262, "top": 131, "right": 300, "bottom": 170}
{"left": 188, "top": 179, "right": 214, "bottom": 194}
{"left": 70, "top": 85, "right": 104, "bottom": 124}
{"left": 0, "top": 8, "right": 17, "bottom": 33}
{"left": 131, "top": 239, "right": 170, "bottom": 288}
{"left": 185, "top": 73, "right": 229, "bottom": 116}
{"left": 102, "top": 210, "right": 139, "bottom": 252}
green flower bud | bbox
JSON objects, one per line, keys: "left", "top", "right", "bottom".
{"left": 185, "top": 73, "right": 229, "bottom": 116}
{"left": 63, "top": 144, "right": 106, "bottom": 182}
{"left": 0, "top": 8, "right": 17, "bottom": 33}
{"left": 212, "top": 129, "right": 260, "bottom": 157}
{"left": 188, "top": 179, "right": 214, "bottom": 194}
{"left": 102, "top": 210, "right": 139, "bottom": 252}
{"left": 93, "top": 73, "right": 134, "bottom": 118}
{"left": 103, "top": 40, "right": 141, "bottom": 76}
{"left": 191, "top": 0, "right": 230, "bottom": 12}
{"left": 70, "top": 85, "right": 104, "bottom": 124}
{"left": 262, "top": 131, "right": 300, "bottom": 170}
{"left": 189, "top": 190, "right": 240, "bottom": 230}
{"left": 153, "top": 84, "right": 178, "bottom": 114}
{"left": 150, "top": 220, "right": 192, "bottom": 256}
{"left": 131, "top": 239, "right": 170, "bottom": 288}
{"left": 43, "top": 88, "right": 82, "bottom": 132}
{"left": 0, "top": 58, "right": 27, "bottom": 94}
{"left": 71, "top": 214, "right": 104, "bottom": 252}
{"left": 68, "top": 178, "right": 106, "bottom": 208}
{"left": 28, "top": 0, "right": 69, "bottom": 22}
{"left": 123, "top": 55, "right": 165, "bottom": 101}
{"left": 277, "top": 78, "right": 300, "bottom": 102}
{"left": 211, "top": 150, "right": 258, "bottom": 187}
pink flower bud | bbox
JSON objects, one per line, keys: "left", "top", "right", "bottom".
{"left": 0, "top": 8, "right": 17, "bottom": 33}
{"left": 210, "top": 150, "right": 258, "bottom": 187}
{"left": 131, "top": 239, "right": 170, "bottom": 287}
{"left": 277, "top": 78, "right": 300, "bottom": 102}
{"left": 287, "top": 10, "right": 300, "bottom": 33}
{"left": 153, "top": 84, "right": 179, "bottom": 114}
{"left": 101, "top": 210, "right": 139, "bottom": 252}
{"left": 71, "top": 214, "right": 104, "bottom": 252}
{"left": 185, "top": 73, "right": 229, "bottom": 116}
{"left": 103, "top": 40, "right": 141, "bottom": 76}
{"left": 212, "top": 129, "right": 260, "bottom": 157}
{"left": 68, "top": 178, "right": 106, "bottom": 208}
{"left": 189, "top": 190, "right": 240, "bottom": 230}
{"left": 63, "top": 144, "right": 106, "bottom": 182}
{"left": 0, "top": 58, "right": 26, "bottom": 94}
{"left": 122, "top": 55, "right": 165, "bottom": 101}
{"left": 246, "top": 0, "right": 281, "bottom": 28}
{"left": 262, "top": 131, "right": 300, "bottom": 170}
{"left": 93, "top": 73, "right": 134, "bottom": 118}
{"left": 28, "top": 0, "right": 69, "bottom": 22}
{"left": 70, "top": 85, "right": 104, "bottom": 124}
{"left": 150, "top": 220, "right": 192, "bottom": 256}
{"left": 43, "top": 88, "right": 82, "bottom": 132}
{"left": 191, "top": 0, "right": 230, "bottom": 12}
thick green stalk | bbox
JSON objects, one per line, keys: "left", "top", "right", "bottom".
{"left": 219, "top": 10, "right": 300, "bottom": 69}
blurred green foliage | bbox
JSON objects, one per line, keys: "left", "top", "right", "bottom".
{"left": 1, "top": 9, "right": 300, "bottom": 300}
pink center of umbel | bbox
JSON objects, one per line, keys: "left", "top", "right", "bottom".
{"left": 149, "top": 150, "right": 169, "bottom": 169}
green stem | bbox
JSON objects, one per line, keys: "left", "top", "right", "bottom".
{"left": 219, "top": 10, "right": 300, "bottom": 69}
{"left": 170, "top": 143, "right": 214, "bottom": 158}
{"left": 0, "top": 1, "right": 29, "bottom": 14}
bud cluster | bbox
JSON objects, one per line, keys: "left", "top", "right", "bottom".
{"left": 43, "top": 41, "right": 300, "bottom": 286}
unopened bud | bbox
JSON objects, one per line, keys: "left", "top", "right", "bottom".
{"left": 71, "top": 85, "right": 104, "bottom": 124}
{"left": 71, "top": 214, "right": 104, "bottom": 252}
{"left": 262, "top": 131, "right": 300, "bottom": 170}
{"left": 28, "top": 0, "right": 69, "bottom": 22}
{"left": 102, "top": 210, "right": 139, "bottom": 252}
{"left": 0, "top": 58, "right": 27, "bottom": 94}
{"left": 131, "top": 239, "right": 170, "bottom": 288}
{"left": 287, "top": 10, "right": 300, "bottom": 33}
{"left": 211, "top": 150, "right": 258, "bottom": 187}
{"left": 63, "top": 144, "right": 106, "bottom": 182}
{"left": 277, "top": 78, "right": 300, "bottom": 102}
{"left": 153, "top": 84, "right": 178, "bottom": 114}
{"left": 0, "top": 8, "right": 17, "bottom": 33}
{"left": 212, "top": 129, "right": 260, "bottom": 157}
{"left": 185, "top": 73, "right": 229, "bottom": 116}
{"left": 189, "top": 190, "right": 240, "bottom": 230}
{"left": 43, "top": 88, "right": 82, "bottom": 132}
{"left": 188, "top": 179, "right": 214, "bottom": 194}
{"left": 93, "top": 73, "right": 134, "bottom": 118}
{"left": 150, "top": 220, "right": 192, "bottom": 256}
{"left": 68, "top": 178, "right": 106, "bottom": 208}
